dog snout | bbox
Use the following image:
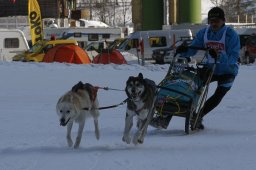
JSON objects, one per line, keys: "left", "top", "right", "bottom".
{"left": 60, "top": 117, "right": 66, "bottom": 126}
{"left": 60, "top": 117, "right": 71, "bottom": 126}
{"left": 131, "top": 88, "right": 136, "bottom": 93}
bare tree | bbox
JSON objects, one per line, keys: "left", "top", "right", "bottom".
{"left": 119, "top": 0, "right": 131, "bottom": 26}
{"left": 77, "top": 0, "right": 132, "bottom": 26}
{"left": 209, "top": 0, "right": 224, "bottom": 6}
{"left": 209, "top": 0, "right": 255, "bottom": 22}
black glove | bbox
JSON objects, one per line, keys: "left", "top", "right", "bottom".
{"left": 176, "top": 45, "right": 188, "bottom": 53}
{"left": 185, "top": 57, "right": 192, "bottom": 63}
{"left": 209, "top": 49, "right": 218, "bottom": 59}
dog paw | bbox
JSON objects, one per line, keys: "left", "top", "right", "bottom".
{"left": 74, "top": 142, "right": 80, "bottom": 149}
{"left": 122, "top": 135, "right": 131, "bottom": 144}
{"left": 67, "top": 139, "right": 73, "bottom": 147}
{"left": 138, "top": 138, "right": 144, "bottom": 144}
{"left": 132, "top": 138, "right": 138, "bottom": 145}
{"left": 95, "top": 131, "right": 100, "bottom": 140}
{"left": 133, "top": 132, "right": 142, "bottom": 145}
{"left": 132, "top": 137, "right": 144, "bottom": 145}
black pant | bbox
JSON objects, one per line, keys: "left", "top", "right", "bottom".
{"left": 201, "top": 74, "right": 236, "bottom": 117}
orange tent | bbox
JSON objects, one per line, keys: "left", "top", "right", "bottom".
{"left": 93, "top": 49, "right": 127, "bottom": 64}
{"left": 43, "top": 45, "right": 91, "bottom": 64}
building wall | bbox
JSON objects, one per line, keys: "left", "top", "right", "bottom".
{"left": 0, "top": 0, "right": 59, "bottom": 18}
{"left": 132, "top": 0, "right": 163, "bottom": 31}
{"left": 142, "top": 0, "right": 163, "bottom": 30}
{"left": 132, "top": 0, "right": 142, "bottom": 31}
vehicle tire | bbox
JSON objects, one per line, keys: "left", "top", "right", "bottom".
{"left": 155, "top": 59, "right": 164, "bottom": 64}
{"left": 244, "top": 51, "right": 250, "bottom": 64}
{"left": 249, "top": 56, "right": 255, "bottom": 64}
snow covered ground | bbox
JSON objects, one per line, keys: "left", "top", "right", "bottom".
{"left": 0, "top": 61, "right": 256, "bottom": 170}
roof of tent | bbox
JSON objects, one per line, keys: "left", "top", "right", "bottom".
{"left": 93, "top": 49, "right": 127, "bottom": 64}
{"left": 43, "top": 45, "right": 91, "bottom": 64}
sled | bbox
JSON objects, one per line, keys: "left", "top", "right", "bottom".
{"left": 154, "top": 46, "right": 216, "bottom": 134}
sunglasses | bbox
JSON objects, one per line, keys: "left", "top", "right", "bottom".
{"left": 209, "top": 18, "right": 223, "bottom": 24}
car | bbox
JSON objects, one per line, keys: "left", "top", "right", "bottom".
{"left": 152, "top": 46, "right": 174, "bottom": 64}
{"left": 13, "top": 39, "right": 78, "bottom": 62}
{"left": 84, "top": 40, "right": 113, "bottom": 61}
{"left": 240, "top": 34, "right": 256, "bottom": 64}
{"left": 117, "top": 29, "right": 193, "bottom": 61}
{"left": 152, "top": 38, "right": 193, "bottom": 64}
{"left": 85, "top": 38, "right": 126, "bottom": 61}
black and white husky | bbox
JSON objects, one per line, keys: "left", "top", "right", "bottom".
{"left": 122, "top": 73, "right": 156, "bottom": 145}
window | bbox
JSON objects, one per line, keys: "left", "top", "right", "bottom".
{"left": 80, "top": 21, "right": 85, "bottom": 27}
{"left": 29, "top": 41, "right": 43, "bottom": 53}
{"left": 130, "top": 39, "right": 139, "bottom": 48}
{"left": 149, "top": 37, "right": 167, "bottom": 47}
{"left": 124, "top": 39, "right": 139, "bottom": 50}
{"left": 102, "top": 34, "right": 110, "bottom": 39}
{"left": 41, "top": 44, "right": 53, "bottom": 53}
{"left": 88, "top": 34, "right": 99, "bottom": 41}
{"left": 78, "top": 41, "right": 87, "bottom": 49}
{"left": 4, "top": 38, "right": 19, "bottom": 48}
{"left": 74, "top": 32, "right": 82, "bottom": 37}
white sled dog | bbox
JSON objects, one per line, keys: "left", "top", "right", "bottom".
{"left": 122, "top": 73, "right": 156, "bottom": 145}
{"left": 56, "top": 81, "right": 100, "bottom": 149}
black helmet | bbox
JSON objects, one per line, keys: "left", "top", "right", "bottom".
{"left": 208, "top": 7, "right": 225, "bottom": 21}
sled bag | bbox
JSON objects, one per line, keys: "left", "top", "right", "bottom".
{"left": 156, "top": 70, "right": 203, "bottom": 116}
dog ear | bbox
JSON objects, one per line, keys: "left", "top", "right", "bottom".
{"left": 125, "top": 84, "right": 131, "bottom": 98}
{"left": 126, "top": 76, "right": 133, "bottom": 85}
{"left": 125, "top": 88, "right": 130, "bottom": 98}
{"left": 125, "top": 76, "right": 133, "bottom": 98}
{"left": 138, "top": 73, "right": 143, "bottom": 79}
{"left": 72, "top": 81, "right": 84, "bottom": 92}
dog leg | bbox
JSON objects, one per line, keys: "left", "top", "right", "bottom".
{"left": 91, "top": 103, "right": 100, "bottom": 140}
{"left": 138, "top": 124, "right": 147, "bottom": 144}
{"left": 122, "top": 113, "right": 133, "bottom": 144}
{"left": 137, "top": 106, "right": 156, "bottom": 144}
{"left": 133, "top": 119, "right": 146, "bottom": 145}
{"left": 74, "top": 121, "right": 85, "bottom": 149}
{"left": 94, "top": 118, "right": 100, "bottom": 140}
{"left": 133, "top": 131, "right": 142, "bottom": 145}
{"left": 66, "top": 122, "right": 73, "bottom": 147}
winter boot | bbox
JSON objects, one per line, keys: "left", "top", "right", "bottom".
{"left": 190, "top": 114, "right": 204, "bottom": 130}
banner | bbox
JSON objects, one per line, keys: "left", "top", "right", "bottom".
{"left": 28, "top": 0, "right": 43, "bottom": 45}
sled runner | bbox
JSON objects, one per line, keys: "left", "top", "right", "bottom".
{"left": 153, "top": 45, "right": 216, "bottom": 134}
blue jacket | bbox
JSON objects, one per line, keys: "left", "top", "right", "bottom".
{"left": 182, "top": 25, "right": 240, "bottom": 76}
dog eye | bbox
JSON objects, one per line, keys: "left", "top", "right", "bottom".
{"left": 60, "top": 110, "right": 63, "bottom": 113}
{"left": 135, "top": 83, "right": 140, "bottom": 87}
{"left": 67, "top": 110, "right": 70, "bottom": 114}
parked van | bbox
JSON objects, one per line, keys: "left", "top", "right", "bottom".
{"left": 0, "top": 29, "right": 29, "bottom": 61}
{"left": 116, "top": 29, "right": 193, "bottom": 61}
{"left": 43, "top": 27, "right": 124, "bottom": 49}
{"left": 12, "top": 39, "right": 78, "bottom": 62}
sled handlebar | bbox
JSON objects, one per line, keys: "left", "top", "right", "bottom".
{"left": 188, "top": 46, "right": 208, "bottom": 51}
{"left": 174, "top": 45, "right": 218, "bottom": 63}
